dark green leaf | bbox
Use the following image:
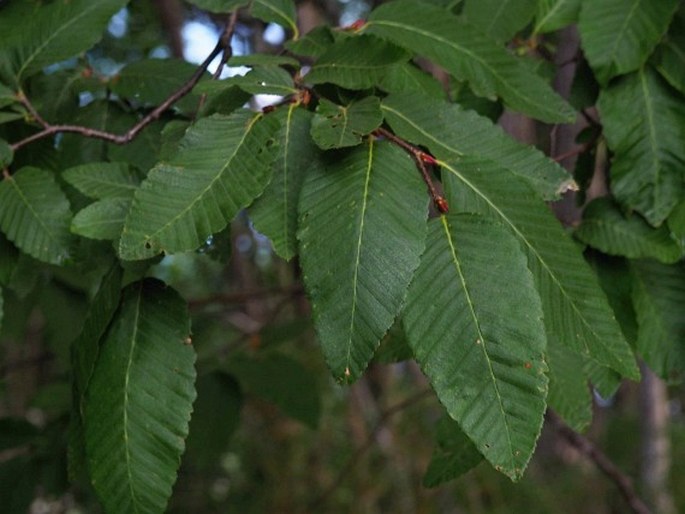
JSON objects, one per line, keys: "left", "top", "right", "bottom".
{"left": 0, "top": 167, "right": 73, "bottom": 265}
{"left": 72, "top": 197, "right": 132, "bottom": 241}
{"left": 0, "top": 84, "right": 16, "bottom": 109}
{"left": 110, "top": 58, "right": 207, "bottom": 115}
{"left": 185, "top": 373, "right": 242, "bottom": 470}
{"left": 576, "top": 198, "right": 681, "bottom": 263}
{"left": 119, "top": 110, "right": 280, "bottom": 260}
{"left": 0, "top": 138, "right": 12, "bottom": 167}
{"left": 597, "top": 67, "right": 685, "bottom": 226}
{"left": 85, "top": 279, "right": 195, "bottom": 514}
{"left": 285, "top": 25, "right": 335, "bottom": 58}
{"left": 306, "top": 35, "right": 410, "bottom": 89}
{"left": 579, "top": 0, "right": 679, "bottom": 84}
{"left": 228, "top": 54, "right": 300, "bottom": 68}
{"left": 298, "top": 140, "right": 427, "bottom": 381}
{"left": 378, "top": 63, "right": 445, "bottom": 99}
{"left": 62, "top": 162, "right": 140, "bottom": 199}
{"left": 404, "top": 213, "right": 547, "bottom": 480}
{"left": 250, "top": 106, "right": 317, "bottom": 260}
{"left": 227, "top": 352, "right": 320, "bottom": 428}
{"left": 652, "top": 6, "right": 685, "bottom": 95}
{"left": 382, "top": 93, "right": 573, "bottom": 200}
{"left": 546, "top": 341, "right": 592, "bottom": 431}
{"left": 368, "top": 0, "right": 575, "bottom": 123}
{"left": 185, "top": 0, "right": 247, "bottom": 13}
{"left": 230, "top": 66, "right": 297, "bottom": 95}
{"left": 1, "top": 0, "right": 129, "bottom": 83}
{"left": 632, "top": 260, "right": 685, "bottom": 382}
{"left": 464, "top": 0, "right": 536, "bottom": 42}
{"left": 534, "top": 0, "right": 581, "bottom": 34}
{"left": 424, "top": 416, "right": 484, "bottom": 487}
{"left": 374, "top": 321, "right": 414, "bottom": 364}
{"left": 252, "top": 0, "right": 298, "bottom": 37}
{"left": 310, "top": 96, "right": 383, "bottom": 150}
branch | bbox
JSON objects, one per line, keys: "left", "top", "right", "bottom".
{"left": 310, "top": 388, "right": 433, "bottom": 509}
{"left": 548, "top": 410, "right": 653, "bottom": 514}
{"left": 10, "top": 12, "right": 240, "bottom": 153}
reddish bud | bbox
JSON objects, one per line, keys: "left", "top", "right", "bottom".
{"left": 262, "top": 105, "right": 277, "bottom": 114}
{"left": 435, "top": 196, "right": 449, "bottom": 214}
{"left": 81, "top": 67, "right": 93, "bottom": 78}
{"left": 346, "top": 19, "right": 366, "bottom": 31}
{"left": 419, "top": 152, "right": 438, "bottom": 165}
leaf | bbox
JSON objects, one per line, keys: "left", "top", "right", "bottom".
{"left": 1, "top": 0, "right": 129, "bottom": 83}
{"left": 652, "top": 6, "right": 685, "bottom": 95}
{"left": 84, "top": 279, "right": 195, "bottom": 514}
{"left": 184, "top": 0, "right": 247, "bottom": 13}
{"left": 228, "top": 54, "right": 300, "bottom": 68}
{"left": 382, "top": 93, "right": 573, "bottom": 201}
{"left": 119, "top": 110, "right": 280, "bottom": 260}
{"left": 310, "top": 96, "right": 383, "bottom": 150}
{"left": 374, "top": 321, "right": 414, "bottom": 364}
{"left": 230, "top": 66, "right": 298, "bottom": 96}
{"left": 0, "top": 83, "right": 16, "bottom": 109}
{"left": 597, "top": 67, "right": 685, "bottom": 226}
{"left": 0, "top": 286, "right": 3, "bottom": 336}
{"left": 579, "top": 0, "right": 679, "bottom": 84}
{"left": 285, "top": 26, "right": 335, "bottom": 58}
{"left": 62, "top": 162, "right": 140, "bottom": 199}
{"left": 72, "top": 197, "right": 132, "bottom": 241}
{"left": 0, "top": 138, "right": 12, "bottom": 167}
{"left": 306, "top": 35, "right": 410, "bottom": 89}
{"left": 378, "top": 63, "right": 446, "bottom": 99}
{"left": 251, "top": 0, "right": 298, "bottom": 38}
{"left": 534, "top": 0, "right": 581, "bottom": 34}
{"left": 463, "top": 0, "right": 537, "bottom": 42}
{"left": 367, "top": 0, "right": 575, "bottom": 123}
{"left": 669, "top": 199, "right": 685, "bottom": 246}
{"left": 404, "top": 213, "right": 547, "bottom": 480}
{"left": 298, "top": 140, "right": 427, "bottom": 382}
{"left": 424, "top": 416, "right": 484, "bottom": 487}
{"left": 226, "top": 352, "right": 320, "bottom": 428}
{"left": 110, "top": 59, "right": 207, "bottom": 115}
{"left": 575, "top": 198, "right": 681, "bottom": 263}
{"left": 184, "top": 373, "right": 242, "bottom": 470}
{"left": 545, "top": 341, "right": 592, "bottom": 431}
{"left": 250, "top": 106, "right": 317, "bottom": 260}
{"left": 632, "top": 260, "right": 685, "bottom": 382}
{"left": 0, "top": 167, "right": 73, "bottom": 265}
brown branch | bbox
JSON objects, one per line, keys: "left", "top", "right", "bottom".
{"left": 548, "top": 410, "right": 653, "bottom": 514}
{"left": 310, "top": 388, "right": 433, "bottom": 509}
{"left": 10, "top": 13, "right": 241, "bottom": 154}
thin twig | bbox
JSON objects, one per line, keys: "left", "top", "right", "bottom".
{"left": 310, "top": 388, "right": 433, "bottom": 509}
{"left": 10, "top": 15, "right": 241, "bottom": 153}
{"left": 548, "top": 410, "right": 653, "bottom": 514}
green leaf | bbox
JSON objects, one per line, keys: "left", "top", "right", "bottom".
{"left": 382, "top": 93, "right": 573, "bottom": 201}
{"left": 424, "top": 416, "right": 484, "bottom": 487}
{"left": 597, "top": 67, "right": 685, "bottom": 226}
{"left": 0, "top": 138, "right": 12, "bottom": 167}
{"left": 652, "top": 7, "right": 685, "bottom": 96}
{"left": 84, "top": 279, "right": 195, "bottom": 514}
{"left": 0, "top": 286, "right": 3, "bottom": 336}
{"left": 185, "top": 373, "right": 242, "bottom": 470}
{"left": 0, "top": 84, "right": 16, "bottom": 109}
{"left": 228, "top": 54, "right": 300, "bottom": 68}
{"left": 378, "top": 63, "right": 445, "bottom": 99}
{"left": 230, "top": 66, "right": 297, "bottom": 96}
{"left": 463, "top": 0, "right": 537, "bottom": 42}
{"left": 545, "top": 341, "right": 592, "bottom": 431}
{"left": 374, "top": 321, "right": 413, "bottom": 364}
{"left": 0, "top": 167, "right": 73, "bottom": 265}
{"left": 72, "top": 197, "right": 132, "bottom": 241}
{"left": 298, "top": 140, "right": 427, "bottom": 382}
{"left": 669, "top": 199, "right": 685, "bottom": 247}
{"left": 306, "top": 35, "right": 410, "bottom": 89}
{"left": 310, "top": 96, "right": 383, "bottom": 150}
{"left": 1, "top": 0, "right": 129, "bottom": 83}
{"left": 226, "top": 352, "right": 320, "bottom": 428}
{"left": 579, "top": 0, "right": 679, "bottom": 84}
{"left": 632, "top": 260, "right": 685, "bottom": 382}
{"left": 367, "top": 0, "right": 575, "bottom": 123}
{"left": 119, "top": 110, "right": 280, "bottom": 260}
{"left": 285, "top": 25, "right": 335, "bottom": 58}
{"left": 404, "top": 213, "right": 547, "bottom": 480}
{"left": 575, "top": 198, "right": 681, "bottom": 263}
{"left": 252, "top": 0, "right": 298, "bottom": 38}
{"left": 110, "top": 59, "right": 207, "bottom": 115}
{"left": 534, "top": 0, "right": 581, "bottom": 34}
{"left": 62, "top": 162, "right": 140, "bottom": 199}
{"left": 250, "top": 106, "right": 317, "bottom": 260}
{"left": 184, "top": 0, "right": 247, "bottom": 13}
